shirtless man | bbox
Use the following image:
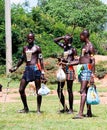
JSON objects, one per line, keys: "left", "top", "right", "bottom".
{"left": 73, "top": 30, "right": 95, "bottom": 119}
{"left": 54, "top": 34, "right": 77, "bottom": 114}
{"left": 9, "top": 32, "right": 45, "bottom": 113}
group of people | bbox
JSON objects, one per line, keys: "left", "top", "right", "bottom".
{"left": 9, "top": 30, "right": 95, "bottom": 119}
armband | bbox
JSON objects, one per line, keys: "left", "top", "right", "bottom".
{"left": 38, "top": 53, "right": 43, "bottom": 59}
{"left": 14, "top": 66, "right": 18, "bottom": 70}
{"left": 41, "top": 70, "right": 45, "bottom": 74}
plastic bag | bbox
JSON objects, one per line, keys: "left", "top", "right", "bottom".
{"left": 86, "top": 86, "right": 100, "bottom": 105}
{"left": 38, "top": 83, "right": 50, "bottom": 96}
{"left": 56, "top": 66, "right": 66, "bottom": 82}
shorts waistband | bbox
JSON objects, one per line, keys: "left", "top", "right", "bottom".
{"left": 80, "top": 64, "right": 92, "bottom": 71}
{"left": 77, "top": 64, "right": 92, "bottom": 75}
{"left": 25, "top": 65, "right": 39, "bottom": 71}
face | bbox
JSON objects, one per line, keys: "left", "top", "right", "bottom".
{"left": 64, "top": 36, "right": 71, "bottom": 45}
{"left": 27, "top": 34, "right": 34, "bottom": 44}
{"left": 80, "top": 34, "right": 86, "bottom": 42}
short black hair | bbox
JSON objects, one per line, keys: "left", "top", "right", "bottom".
{"left": 27, "top": 31, "right": 35, "bottom": 38}
{"left": 81, "top": 30, "right": 90, "bottom": 38}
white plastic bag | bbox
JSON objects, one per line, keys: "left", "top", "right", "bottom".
{"left": 38, "top": 83, "right": 50, "bottom": 96}
{"left": 56, "top": 66, "right": 66, "bottom": 82}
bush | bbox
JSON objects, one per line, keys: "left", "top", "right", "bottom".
{"left": 0, "top": 65, "right": 6, "bottom": 74}
{"left": 95, "top": 61, "right": 107, "bottom": 79}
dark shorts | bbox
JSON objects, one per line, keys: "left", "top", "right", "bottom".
{"left": 78, "top": 64, "right": 92, "bottom": 82}
{"left": 22, "top": 65, "right": 41, "bottom": 82}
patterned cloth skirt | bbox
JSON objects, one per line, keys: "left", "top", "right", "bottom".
{"left": 22, "top": 65, "right": 41, "bottom": 82}
{"left": 77, "top": 64, "right": 92, "bottom": 82}
{"left": 66, "top": 65, "right": 75, "bottom": 81}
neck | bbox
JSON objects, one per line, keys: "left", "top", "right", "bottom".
{"left": 28, "top": 43, "right": 34, "bottom": 49}
{"left": 85, "top": 39, "right": 90, "bottom": 44}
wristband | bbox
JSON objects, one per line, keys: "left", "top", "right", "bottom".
{"left": 41, "top": 71, "right": 45, "bottom": 74}
{"left": 14, "top": 66, "right": 18, "bottom": 71}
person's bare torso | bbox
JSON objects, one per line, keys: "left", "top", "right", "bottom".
{"left": 79, "top": 42, "right": 94, "bottom": 64}
{"left": 23, "top": 45, "right": 40, "bottom": 66}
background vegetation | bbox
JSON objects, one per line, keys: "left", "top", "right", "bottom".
{"left": 0, "top": 1, "right": 107, "bottom": 129}
{"left": 0, "top": 0, "right": 107, "bottom": 73}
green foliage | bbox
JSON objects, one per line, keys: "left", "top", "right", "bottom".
{"left": 0, "top": 65, "right": 6, "bottom": 74}
{"left": 0, "top": 0, "right": 107, "bottom": 67}
{"left": 90, "top": 32, "right": 107, "bottom": 55}
{"left": 95, "top": 61, "right": 107, "bottom": 79}
{"left": 42, "top": 0, "right": 107, "bottom": 32}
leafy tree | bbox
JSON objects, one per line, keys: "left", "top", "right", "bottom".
{"left": 11, "top": 4, "right": 36, "bottom": 59}
{"left": 42, "top": 0, "right": 107, "bottom": 32}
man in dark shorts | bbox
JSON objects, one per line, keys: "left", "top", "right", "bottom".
{"left": 9, "top": 32, "right": 45, "bottom": 113}
{"left": 54, "top": 34, "right": 77, "bottom": 114}
{"left": 73, "top": 30, "right": 95, "bottom": 119}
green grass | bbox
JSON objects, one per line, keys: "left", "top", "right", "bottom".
{"left": 0, "top": 76, "right": 107, "bottom": 130}
{"left": 0, "top": 95, "right": 107, "bottom": 130}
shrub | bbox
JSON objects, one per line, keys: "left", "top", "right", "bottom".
{"left": 95, "top": 61, "right": 107, "bottom": 79}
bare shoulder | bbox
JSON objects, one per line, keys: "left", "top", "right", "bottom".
{"left": 34, "top": 45, "right": 41, "bottom": 52}
{"left": 72, "top": 47, "right": 77, "bottom": 54}
{"left": 89, "top": 42, "right": 94, "bottom": 48}
{"left": 72, "top": 47, "right": 76, "bottom": 51}
{"left": 89, "top": 42, "right": 95, "bottom": 54}
{"left": 23, "top": 46, "right": 27, "bottom": 52}
{"left": 23, "top": 46, "right": 27, "bottom": 49}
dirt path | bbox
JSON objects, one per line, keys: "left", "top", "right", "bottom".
{"left": 0, "top": 88, "right": 107, "bottom": 105}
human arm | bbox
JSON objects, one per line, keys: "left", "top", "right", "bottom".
{"left": 38, "top": 47, "right": 46, "bottom": 81}
{"left": 59, "top": 48, "right": 79, "bottom": 66}
{"left": 90, "top": 44, "right": 95, "bottom": 74}
{"left": 54, "top": 36, "right": 65, "bottom": 48}
{"left": 9, "top": 48, "right": 25, "bottom": 73}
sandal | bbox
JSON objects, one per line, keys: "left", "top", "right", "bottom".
{"left": 72, "top": 115, "right": 83, "bottom": 119}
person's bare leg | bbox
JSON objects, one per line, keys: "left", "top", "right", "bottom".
{"left": 19, "top": 79, "right": 29, "bottom": 113}
{"left": 78, "top": 81, "right": 88, "bottom": 116}
{"left": 67, "top": 80, "right": 74, "bottom": 113}
{"left": 57, "top": 82, "right": 65, "bottom": 108}
{"left": 86, "top": 86, "right": 92, "bottom": 117}
{"left": 86, "top": 104, "right": 92, "bottom": 117}
{"left": 57, "top": 82, "right": 68, "bottom": 113}
{"left": 35, "top": 79, "right": 42, "bottom": 113}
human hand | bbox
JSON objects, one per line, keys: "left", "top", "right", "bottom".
{"left": 41, "top": 74, "right": 47, "bottom": 84}
{"left": 58, "top": 61, "right": 66, "bottom": 66}
{"left": 9, "top": 67, "right": 17, "bottom": 73}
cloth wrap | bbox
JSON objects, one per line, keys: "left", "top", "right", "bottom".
{"left": 66, "top": 65, "right": 75, "bottom": 80}
{"left": 77, "top": 64, "right": 92, "bottom": 82}
{"left": 22, "top": 65, "right": 41, "bottom": 82}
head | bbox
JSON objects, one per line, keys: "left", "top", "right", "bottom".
{"left": 80, "top": 30, "right": 90, "bottom": 42}
{"left": 27, "top": 32, "right": 35, "bottom": 44}
{"left": 0, "top": 84, "right": 2, "bottom": 92}
{"left": 64, "top": 34, "right": 73, "bottom": 45}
